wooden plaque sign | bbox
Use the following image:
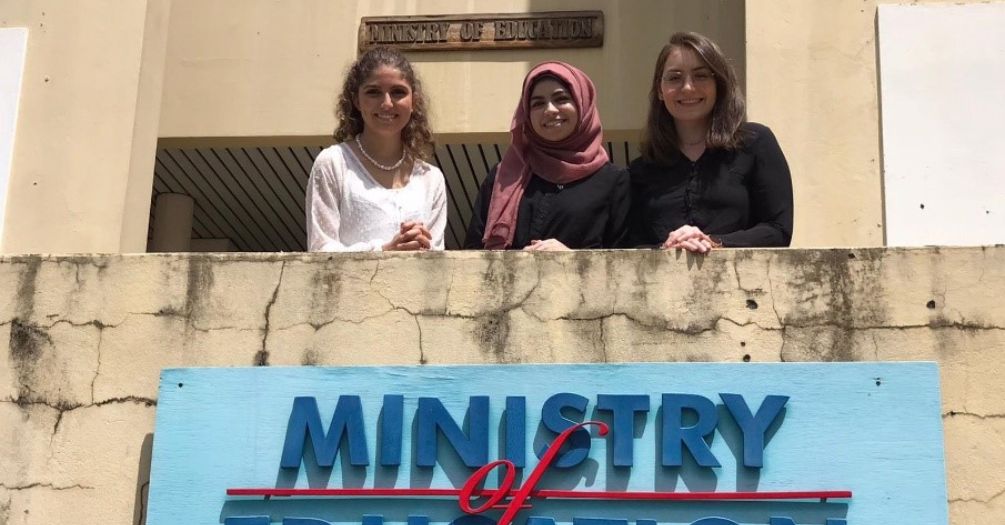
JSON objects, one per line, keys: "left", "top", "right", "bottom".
{"left": 358, "top": 11, "right": 604, "bottom": 52}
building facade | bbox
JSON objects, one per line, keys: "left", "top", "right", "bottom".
{"left": 5, "top": 0, "right": 990, "bottom": 253}
{"left": 1, "top": 2, "right": 1004, "bottom": 525}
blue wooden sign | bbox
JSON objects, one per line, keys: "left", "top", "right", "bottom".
{"left": 146, "top": 363, "right": 947, "bottom": 525}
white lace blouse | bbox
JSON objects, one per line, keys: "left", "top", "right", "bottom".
{"left": 306, "top": 143, "right": 447, "bottom": 251}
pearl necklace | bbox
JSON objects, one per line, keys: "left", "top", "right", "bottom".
{"left": 355, "top": 135, "right": 406, "bottom": 171}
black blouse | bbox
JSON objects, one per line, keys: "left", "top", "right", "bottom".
{"left": 627, "top": 122, "right": 793, "bottom": 248}
{"left": 464, "top": 162, "right": 630, "bottom": 249}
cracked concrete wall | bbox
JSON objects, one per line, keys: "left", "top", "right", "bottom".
{"left": 0, "top": 247, "right": 1002, "bottom": 524}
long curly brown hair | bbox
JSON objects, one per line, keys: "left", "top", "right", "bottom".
{"left": 641, "top": 32, "right": 747, "bottom": 165}
{"left": 333, "top": 47, "right": 434, "bottom": 161}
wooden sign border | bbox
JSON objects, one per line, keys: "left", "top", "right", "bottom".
{"left": 358, "top": 11, "right": 604, "bottom": 52}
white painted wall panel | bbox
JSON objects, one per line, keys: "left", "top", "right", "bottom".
{"left": 0, "top": 28, "right": 29, "bottom": 248}
{"left": 878, "top": 4, "right": 1005, "bottom": 246}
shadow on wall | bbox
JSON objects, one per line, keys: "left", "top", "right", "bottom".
{"left": 133, "top": 433, "right": 153, "bottom": 525}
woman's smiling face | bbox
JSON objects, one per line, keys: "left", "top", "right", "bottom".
{"left": 355, "top": 65, "right": 413, "bottom": 138}
{"left": 528, "top": 77, "right": 579, "bottom": 143}
{"left": 659, "top": 46, "right": 717, "bottom": 126}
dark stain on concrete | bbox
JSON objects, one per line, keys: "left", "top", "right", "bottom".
{"left": 154, "top": 306, "right": 184, "bottom": 318}
{"left": 14, "top": 255, "right": 42, "bottom": 320}
{"left": 683, "top": 352, "right": 714, "bottom": 362}
{"left": 822, "top": 327, "right": 852, "bottom": 362}
{"left": 184, "top": 257, "right": 215, "bottom": 322}
{"left": 0, "top": 496, "right": 9, "bottom": 523}
{"left": 55, "top": 255, "right": 111, "bottom": 269}
{"left": 778, "top": 249, "right": 889, "bottom": 361}
{"left": 58, "top": 257, "right": 110, "bottom": 291}
{"left": 473, "top": 257, "right": 520, "bottom": 357}
{"left": 309, "top": 259, "right": 344, "bottom": 326}
{"left": 481, "top": 255, "right": 517, "bottom": 293}
{"left": 418, "top": 252, "right": 451, "bottom": 315}
{"left": 928, "top": 315, "right": 992, "bottom": 332}
{"left": 731, "top": 249, "right": 764, "bottom": 293}
{"left": 628, "top": 255, "right": 652, "bottom": 313}
{"left": 674, "top": 254, "right": 733, "bottom": 332}
{"left": 574, "top": 251, "right": 593, "bottom": 281}
{"left": 9, "top": 318, "right": 52, "bottom": 405}
{"left": 301, "top": 348, "right": 319, "bottom": 366}
{"left": 925, "top": 247, "right": 954, "bottom": 358}
{"left": 475, "top": 312, "right": 511, "bottom": 360}
{"left": 571, "top": 252, "right": 594, "bottom": 313}
{"left": 563, "top": 251, "right": 619, "bottom": 319}
{"left": 10, "top": 319, "right": 50, "bottom": 361}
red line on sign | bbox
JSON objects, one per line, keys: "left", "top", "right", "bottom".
{"left": 226, "top": 487, "right": 852, "bottom": 501}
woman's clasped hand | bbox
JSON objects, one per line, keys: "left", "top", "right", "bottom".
{"left": 383, "top": 221, "right": 433, "bottom": 251}
{"left": 524, "top": 239, "right": 571, "bottom": 252}
{"left": 663, "top": 225, "right": 717, "bottom": 253}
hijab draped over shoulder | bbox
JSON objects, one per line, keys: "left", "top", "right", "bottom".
{"left": 481, "top": 62, "right": 609, "bottom": 250}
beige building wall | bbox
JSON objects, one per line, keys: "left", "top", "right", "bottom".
{"left": 0, "top": 0, "right": 171, "bottom": 254}
{"left": 157, "top": 0, "right": 745, "bottom": 139}
{"left": 744, "top": 0, "right": 997, "bottom": 247}
{"left": 1, "top": 1, "right": 1000, "bottom": 252}
{"left": 0, "top": 248, "right": 1002, "bottom": 523}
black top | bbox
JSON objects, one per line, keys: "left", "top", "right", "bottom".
{"left": 464, "top": 162, "right": 630, "bottom": 249}
{"left": 627, "top": 122, "right": 793, "bottom": 248}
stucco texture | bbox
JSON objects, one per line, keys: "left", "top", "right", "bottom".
{"left": 744, "top": 0, "right": 1005, "bottom": 248}
{"left": 0, "top": 248, "right": 1003, "bottom": 524}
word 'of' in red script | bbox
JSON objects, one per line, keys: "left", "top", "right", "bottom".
{"left": 459, "top": 421, "right": 609, "bottom": 525}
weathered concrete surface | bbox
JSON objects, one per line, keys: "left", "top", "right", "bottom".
{"left": 0, "top": 247, "right": 1002, "bottom": 524}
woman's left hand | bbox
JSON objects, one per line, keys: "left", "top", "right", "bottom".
{"left": 524, "top": 239, "right": 571, "bottom": 251}
{"left": 663, "top": 225, "right": 716, "bottom": 253}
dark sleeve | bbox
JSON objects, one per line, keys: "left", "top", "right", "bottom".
{"left": 462, "top": 166, "right": 496, "bottom": 249}
{"left": 603, "top": 165, "right": 631, "bottom": 248}
{"left": 624, "top": 159, "right": 660, "bottom": 248}
{"left": 715, "top": 125, "right": 794, "bottom": 247}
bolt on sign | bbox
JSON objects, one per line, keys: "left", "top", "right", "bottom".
{"left": 358, "top": 11, "right": 604, "bottom": 52}
{"left": 146, "top": 363, "right": 948, "bottom": 525}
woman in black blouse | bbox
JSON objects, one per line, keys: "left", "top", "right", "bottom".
{"left": 629, "top": 32, "right": 793, "bottom": 252}
{"left": 464, "top": 62, "right": 629, "bottom": 250}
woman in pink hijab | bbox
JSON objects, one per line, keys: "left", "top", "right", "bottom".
{"left": 463, "top": 62, "right": 629, "bottom": 250}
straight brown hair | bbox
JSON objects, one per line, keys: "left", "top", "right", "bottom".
{"left": 641, "top": 32, "right": 746, "bottom": 165}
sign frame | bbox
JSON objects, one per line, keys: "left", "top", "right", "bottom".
{"left": 147, "top": 362, "right": 948, "bottom": 525}
{"left": 357, "top": 11, "right": 604, "bottom": 52}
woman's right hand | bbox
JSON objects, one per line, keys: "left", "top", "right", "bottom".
{"left": 663, "top": 225, "right": 716, "bottom": 253}
{"left": 383, "top": 221, "right": 432, "bottom": 251}
{"left": 524, "top": 238, "right": 571, "bottom": 251}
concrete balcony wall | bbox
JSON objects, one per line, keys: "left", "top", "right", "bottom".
{"left": 0, "top": 247, "right": 1002, "bottom": 523}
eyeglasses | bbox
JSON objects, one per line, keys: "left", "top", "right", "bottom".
{"left": 661, "top": 71, "right": 716, "bottom": 89}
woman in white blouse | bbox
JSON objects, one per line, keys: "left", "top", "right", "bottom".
{"left": 306, "top": 47, "right": 447, "bottom": 251}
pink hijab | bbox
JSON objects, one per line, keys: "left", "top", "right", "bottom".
{"left": 481, "top": 62, "right": 610, "bottom": 249}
